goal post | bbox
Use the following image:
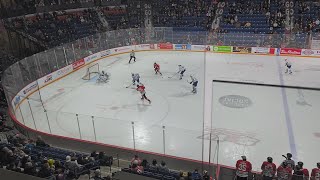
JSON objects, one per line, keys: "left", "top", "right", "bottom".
{"left": 82, "top": 63, "right": 100, "bottom": 80}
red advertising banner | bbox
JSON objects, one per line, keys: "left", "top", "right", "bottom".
{"left": 72, "top": 59, "right": 85, "bottom": 70}
{"left": 280, "top": 48, "right": 302, "bottom": 55}
{"left": 158, "top": 43, "right": 173, "bottom": 50}
{"left": 269, "top": 48, "right": 276, "bottom": 55}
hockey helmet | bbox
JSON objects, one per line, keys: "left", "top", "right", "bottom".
{"left": 287, "top": 153, "right": 292, "bottom": 158}
{"left": 267, "top": 157, "right": 273, "bottom": 162}
{"left": 317, "top": 162, "right": 320, "bottom": 167}
{"left": 282, "top": 161, "right": 288, "bottom": 167}
{"left": 102, "top": 71, "right": 105, "bottom": 74}
{"left": 297, "top": 161, "right": 304, "bottom": 167}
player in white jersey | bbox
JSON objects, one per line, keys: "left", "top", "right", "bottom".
{"left": 129, "top": 50, "right": 136, "bottom": 63}
{"left": 177, "top": 65, "right": 186, "bottom": 80}
{"left": 189, "top": 75, "right": 198, "bottom": 94}
{"left": 285, "top": 59, "right": 292, "bottom": 74}
{"left": 132, "top": 73, "right": 140, "bottom": 85}
{"left": 97, "top": 71, "right": 109, "bottom": 83}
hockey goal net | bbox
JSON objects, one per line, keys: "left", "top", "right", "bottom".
{"left": 82, "top": 63, "right": 100, "bottom": 80}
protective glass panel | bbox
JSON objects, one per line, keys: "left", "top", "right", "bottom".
{"left": 211, "top": 80, "right": 320, "bottom": 170}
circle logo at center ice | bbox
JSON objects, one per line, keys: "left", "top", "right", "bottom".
{"left": 219, "top": 95, "right": 252, "bottom": 108}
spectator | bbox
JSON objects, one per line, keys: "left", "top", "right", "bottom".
{"left": 149, "top": 159, "right": 159, "bottom": 171}
{"left": 131, "top": 163, "right": 144, "bottom": 174}
{"left": 131, "top": 155, "right": 141, "bottom": 166}
{"left": 24, "top": 161, "right": 36, "bottom": 176}
{"left": 36, "top": 136, "right": 49, "bottom": 147}
{"left": 310, "top": 163, "right": 320, "bottom": 180}
{"left": 277, "top": 161, "right": 292, "bottom": 180}
{"left": 261, "top": 157, "right": 276, "bottom": 180}
{"left": 192, "top": 169, "right": 202, "bottom": 180}
{"left": 64, "top": 155, "right": 82, "bottom": 178}
{"left": 158, "top": 161, "right": 169, "bottom": 174}
{"left": 203, "top": 170, "right": 211, "bottom": 180}
{"left": 38, "top": 163, "right": 53, "bottom": 178}
{"left": 90, "top": 169, "right": 104, "bottom": 180}
{"left": 140, "top": 159, "right": 149, "bottom": 168}
{"left": 293, "top": 162, "right": 309, "bottom": 180}
{"left": 235, "top": 156, "right": 252, "bottom": 180}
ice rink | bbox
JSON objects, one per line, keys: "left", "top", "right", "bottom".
{"left": 14, "top": 51, "right": 320, "bottom": 170}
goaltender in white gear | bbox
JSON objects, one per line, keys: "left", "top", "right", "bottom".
{"left": 97, "top": 71, "right": 109, "bottom": 83}
{"left": 285, "top": 59, "right": 292, "bottom": 74}
{"left": 189, "top": 75, "right": 198, "bottom": 94}
{"left": 132, "top": 73, "right": 140, "bottom": 85}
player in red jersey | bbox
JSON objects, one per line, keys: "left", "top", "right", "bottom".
{"left": 235, "top": 156, "right": 252, "bottom": 180}
{"left": 292, "top": 161, "right": 309, "bottom": 180}
{"left": 154, "top": 62, "right": 162, "bottom": 75}
{"left": 277, "top": 161, "right": 292, "bottom": 180}
{"left": 311, "top": 163, "right": 320, "bottom": 180}
{"left": 136, "top": 84, "right": 151, "bottom": 104}
{"left": 261, "top": 157, "right": 277, "bottom": 180}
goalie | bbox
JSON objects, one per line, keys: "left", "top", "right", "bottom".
{"left": 97, "top": 71, "right": 109, "bottom": 83}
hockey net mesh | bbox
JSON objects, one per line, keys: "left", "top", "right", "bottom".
{"left": 82, "top": 63, "right": 100, "bottom": 80}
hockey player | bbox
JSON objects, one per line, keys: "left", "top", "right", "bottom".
{"left": 284, "top": 153, "right": 295, "bottom": 169}
{"left": 132, "top": 73, "right": 140, "bottom": 85}
{"left": 235, "top": 156, "right": 252, "bottom": 180}
{"left": 261, "top": 157, "right": 277, "bottom": 180}
{"left": 310, "top": 163, "right": 320, "bottom": 180}
{"left": 277, "top": 161, "right": 292, "bottom": 180}
{"left": 285, "top": 59, "right": 292, "bottom": 74}
{"left": 177, "top": 65, "right": 186, "bottom": 80}
{"left": 189, "top": 75, "right": 198, "bottom": 94}
{"left": 136, "top": 84, "right": 151, "bottom": 104}
{"left": 293, "top": 161, "right": 309, "bottom": 180}
{"left": 97, "top": 71, "right": 109, "bottom": 83}
{"left": 129, "top": 50, "right": 136, "bottom": 63}
{"left": 154, "top": 62, "right": 162, "bottom": 75}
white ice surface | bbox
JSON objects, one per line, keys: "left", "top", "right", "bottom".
{"left": 14, "top": 51, "right": 320, "bottom": 170}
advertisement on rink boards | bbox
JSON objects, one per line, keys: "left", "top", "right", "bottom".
{"left": 232, "top": 46, "right": 252, "bottom": 53}
{"left": 133, "top": 44, "right": 153, "bottom": 51}
{"left": 301, "top": 49, "right": 320, "bottom": 56}
{"left": 100, "top": 49, "right": 111, "bottom": 58}
{"left": 84, "top": 53, "right": 101, "bottom": 64}
{"left": 213, "top": 46, "right": 232, "bottom": 53}
{"left": 112, "top": 46, "right": 133, "bottom": 54}
{"left": 191, "top": 45, "right": 212, "bottom": 51}
{"left": 72, "top": 58, "right": 85, "bottom": 70}
{"left": 37, "top": 65, "right": 73, "bottom": 87}
{"left": 174, "top": 44, "right": 191, "bottom": 50}
{"left": 157, "top": 43, "right": 173, "bottom": 50}
{"left": 280, "top": 48, "right": 302, "bottom": 55}
{"left": 251, "top": 47, "right": 270, "bottom": 54}
{"left": 11, "top": 80, "right": 38, "bottom": 108}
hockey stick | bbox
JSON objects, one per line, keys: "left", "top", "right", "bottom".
{"left": 168, "top": 72, "right": 178, "bottom": 79}
{"left": 282, "top": 155, "right": 288, "bottom": 160}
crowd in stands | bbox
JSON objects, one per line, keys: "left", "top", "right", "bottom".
{"left": 122, "top": 155, "right": 212, "bottom": 180}
{"left": 0, "top": 132, "right": 114, "bottom": 179}
{"left": 6, "top": 9, "right": 102, "bottom": 47}
{"left": 152, "top": 0, "right": 216, "bottom": 31}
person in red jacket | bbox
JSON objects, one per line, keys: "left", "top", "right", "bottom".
{"left": 261, "top": 157, "right": 277, "bottom": 180}
{"left": 137, "top": 84, "right": 151, "bottom": 104}
{"left": 277, "top": 161, "right": 292, "bottom": 180}
{"left": 235, "top": 156, "right": 252, "bottom": 180}
{"left": 154, "top": 62, "right": 162, "bottom": 75}
{"left": 311, "top": 163, "right": 320, "bottom": 180}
